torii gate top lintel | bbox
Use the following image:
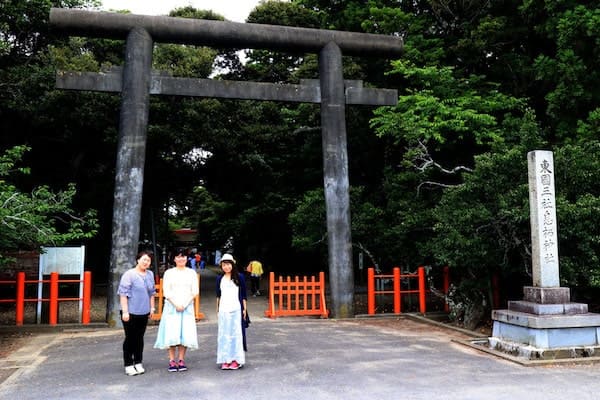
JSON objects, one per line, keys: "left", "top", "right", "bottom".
{"left": 49, "top": 8, "right": 404, "bottom": 57}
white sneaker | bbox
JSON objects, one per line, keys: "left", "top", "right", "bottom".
{"left": 125, "top": 365, "right": 138, "bottom": 376}
{"left": 134, "top": 363, "right": 145, "bottom": 374}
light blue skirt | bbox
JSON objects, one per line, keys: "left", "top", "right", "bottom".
{"left": 154, "top": 302, "right": 198, "bottom": 350}
{"left": 217, "top": 308, "right": 245, "bottom": 365}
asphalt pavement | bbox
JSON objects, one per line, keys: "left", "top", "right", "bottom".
{"left": 1, "top": 267, "right": 600, "bottom": 400}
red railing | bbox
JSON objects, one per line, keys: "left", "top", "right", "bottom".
{"left": 0, "top": 271, "right": 92, "bottom": 325}
{"left": 264, "top": 272, "right": 328, "bottom": 318}
{"left": 367, "top": 266, "right": 427, "bottom": 315}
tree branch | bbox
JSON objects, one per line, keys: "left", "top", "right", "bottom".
{"left": 413, "top": 140, "right": 473, "bottom": 174}
{"left": 354, "top": 242, "right": 381, "bottom": 273}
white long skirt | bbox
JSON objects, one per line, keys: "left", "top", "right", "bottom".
{"left": 217, "top": 308, "right": 245, "bottom": 365}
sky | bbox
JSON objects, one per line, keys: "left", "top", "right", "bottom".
{"left": 99, "top": 0, "right": 264, "bottom": 23}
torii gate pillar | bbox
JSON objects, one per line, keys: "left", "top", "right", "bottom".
{"left": 108, "top": 28, "right": 153, "bottom": 326}
{"left": 319, "top": 42, "right": 354, "bottom": 316}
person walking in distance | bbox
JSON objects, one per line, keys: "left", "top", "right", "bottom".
{"left": 216, "top": 253, "right": 247, "bottom": 370}
{"left": 118, "top": 250, "right": 156, "bottom": 376}
{"left": 154, "top": 247, "right": 199, "bottom": 372}
{"left": 246, "top": 260, "right": 264, "bottom": 296}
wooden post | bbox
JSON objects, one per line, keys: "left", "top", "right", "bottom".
{"left": 418, "top": 266, "right": 426, "bottom": 314}
{"left": 16, "top": 272, "right": 25, "bottom": 326}
{"left": 49, "top": 272, "right": 59, "bottom": 325}
{"left": 367, "top": 268, "right": 375, "bottom": 315}
{"left": 82, "top": 271, "right": 92, "bottom": 324}
{"left": 393, "top": 267, "right": 401, "bottom": 314}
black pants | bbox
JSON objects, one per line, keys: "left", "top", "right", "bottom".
{"left": 122, "top": 312, "right": 149, "bottom": 367}
{"left": 250, "top": 276, "right": 260, "bottom": 294}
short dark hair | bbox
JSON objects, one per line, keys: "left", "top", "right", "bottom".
{"left": 136, "top": 250, "right": 153, "bottom": 261}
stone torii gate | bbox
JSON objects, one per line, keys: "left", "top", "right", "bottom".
{"left": 49, "top": 8, "right": 403, "bottom": 324}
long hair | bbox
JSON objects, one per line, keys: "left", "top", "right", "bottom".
{"left": 220, "top": 261, "right": 240, "bottom": 286}
{"left": 232, "top": 271, "right": 240, "bottom": 287}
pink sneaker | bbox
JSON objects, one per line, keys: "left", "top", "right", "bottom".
{"left": 168, "top": 360, "right": 178, "bottom": 372}
{"left": 229, "top": 360, "right": 240, "bottom": 370}
{"left": 221, "top": 363, "right": 230, "bottom": 370}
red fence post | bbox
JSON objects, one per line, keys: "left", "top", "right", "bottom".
{"left": 418, "top": 266, "right": 426, "bottom": 314}
{"left": 367, "top": 267, "right": 375, "bottom": 315}
{"left": 265, "top": 272, "right": 275, "bottom": 318}
{"left": 393, "top": 267, "right": 401, "bottom": 314}
{"left": 16, "top": 272, "right": 25, "bottom": 326}
{"left": 319, "top": 271, "right": 328, "bottom": 318}
{"left": 49, "top": 272, "right": 59, "bottom": 325}
{"left": 82, "top": 271, "right": 92, "bottom": 324}
{"left": 443, "top": 266, "right": 450, "bottom": 312}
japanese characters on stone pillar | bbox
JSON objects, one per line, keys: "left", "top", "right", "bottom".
{"left": 527, "top": 150, "right": 560, "bottom": 287}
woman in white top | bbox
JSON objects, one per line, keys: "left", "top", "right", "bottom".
{"left": 154, "top": 248, "right": 199, "bottom": 372}
{"left": 216, "top": 253, "right": 247, "bottom": 370}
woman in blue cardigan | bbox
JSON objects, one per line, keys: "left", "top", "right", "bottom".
{"left": 216, "top": 253, "right": 248, "bottom": 370}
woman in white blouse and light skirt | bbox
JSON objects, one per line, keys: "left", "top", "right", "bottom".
{"left": 154, "top": 247, "right": 199, "bottom": 372}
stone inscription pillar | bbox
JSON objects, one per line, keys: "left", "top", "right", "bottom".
{"left": 527, "top": 150, "right": 560, "bottom": 287}
{"left": 107, "top": 27, "right": 153, "bottom": 327}
{"left": 490, "top": 150, "right": 600, "bottom": 354}
{"left": 319, "top": 42, "right": 354, "bottom": 318}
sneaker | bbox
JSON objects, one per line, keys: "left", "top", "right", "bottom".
{"left": 178, "top": 360, "right": 187, "bottom": 371}
{"left": 134, "top": 363, "right": 145, "bottom": 374}
{"left": 229, "top": 360, "right": 240, "bottom": 370}
{"left": 221, "top": 363, "right": 230, "bottom": 370}
{"left": 125, "top": 365, "right": 138, "bottom": 376}
{"left": 168, "top": 360, "right": 178, "bottom": 372}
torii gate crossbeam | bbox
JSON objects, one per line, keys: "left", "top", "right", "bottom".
{"left": 49, "top": 8, "right": 403, "bottom": 323}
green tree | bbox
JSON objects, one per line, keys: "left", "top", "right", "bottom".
{"left": 361, "top": 1, "right": 597, "bottom": 325}
{"left": 0, "top": 145, "right": 98, "bottom": 268}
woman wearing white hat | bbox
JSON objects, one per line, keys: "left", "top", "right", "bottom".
{"left": 216, "top": 253, "right": 247, "bottom": 370}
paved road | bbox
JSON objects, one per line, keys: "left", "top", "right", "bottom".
{"left": 1, "top": 268, "right": 599, "bottom": 399}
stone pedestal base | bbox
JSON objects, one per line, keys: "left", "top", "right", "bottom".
{"left": 490, "top": 286, "right": 600, "bottom": 351}
{"left": 523, "top": 286, "right": 570, "bottom": 304}
{"left": 488, "top": 337, "right": 600, "bottom": 360}
{"left": 492, "top": 310, "right": 600, "bottom": 348}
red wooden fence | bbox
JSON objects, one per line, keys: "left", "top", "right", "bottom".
{"left": 264, "top": 272, "right": 328, "bottom": 318}
{"left": 0, "top": 271, "right": 92, "bottom": 325}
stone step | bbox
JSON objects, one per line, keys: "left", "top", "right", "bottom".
{"left": 508, "top": 300, "right": 588, "bottom": 315}
{"left": 493, "top": 309, "right": 600, "bottom": 329}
